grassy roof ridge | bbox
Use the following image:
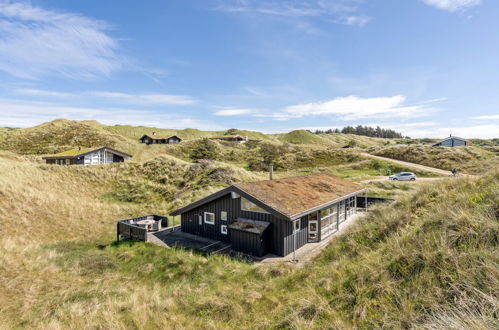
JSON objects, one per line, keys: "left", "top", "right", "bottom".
{"left": 48, "top": 146, "right": 103, "bottom": 157}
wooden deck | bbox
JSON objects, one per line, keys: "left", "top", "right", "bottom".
{"left": 148, "top": 226, "right": 232, "bottom": 254}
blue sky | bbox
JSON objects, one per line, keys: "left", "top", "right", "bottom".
{"left": 0, "top": 0, "right": 498, "bottom": 138}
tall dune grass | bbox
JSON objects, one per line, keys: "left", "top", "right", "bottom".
{"left": 0, "top": 150, "right": 497, "bottom": 328}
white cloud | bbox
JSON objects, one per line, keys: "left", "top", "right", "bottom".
{"left": 14, "top": 89, "right": 197, "bottom": 105}
{"left": 472, "top": 114, "right": 499, "bottom": 120}
{"left": 420, "top": 0, "right": 481, "bottom": 12}
{"left": 402, "top": 124, "right": 499, "bottom": 139}
{"left": 0, "top": 1, "right": 122, "bottom": 79}
{"left": 280, "top": 121, "right": 498, "bottom": 138}
{"left": 88, "top": 92, "right": 197, "bottom": 105}
{"left": 214, "top": 108, "right": 255, "bottom": 116}
{"left": 15, "top": 88, "right": 72, "bottom": 98}
{"left": 0, "top": 98, "right": 218, "bottom": 129}
{"left": 280, "top": 95, "right": 436, "bottom": 120}
{"left": 215, "top": 0, "right": 369, "bottom": 26}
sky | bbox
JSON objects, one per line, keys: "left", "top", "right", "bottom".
{"left": 0, "top": 0, "right": 498, "bottom": 138}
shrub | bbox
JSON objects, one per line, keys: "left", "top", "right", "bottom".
{"left": 190, "top": 138, "right": 220, "bottom": 161}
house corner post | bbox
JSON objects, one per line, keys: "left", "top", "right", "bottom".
{"left": 365, "top": 190, "right": 368, "bottom": 212}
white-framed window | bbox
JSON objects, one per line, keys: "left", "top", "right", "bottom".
{"left": 241, "top": 197, "right": 269, "bottom": 213}
{"left": 204, "top": 212, "right": 215, "bottom": 225}
{"left": 65, "top": 159, "right": 70, "bottom": 165}
{"left": 221, "top": 225, "right": 227, "bottom": 234}
{"left": 293, "top": 219, "right": 301, "bottom": 233}
{"left": 221, "top": 211, "right": 227, "bottom": 221}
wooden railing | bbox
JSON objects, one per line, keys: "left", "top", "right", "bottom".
{"left": 116, "top": 214, "right": 169, "bottom": 242}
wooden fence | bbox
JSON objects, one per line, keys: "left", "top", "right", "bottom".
{"left": 356, "top": 196, "right": 394, "bottom": 209}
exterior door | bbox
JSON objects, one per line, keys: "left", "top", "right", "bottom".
{"left": 308, "top": 212, "right": 318, "bottom": 242}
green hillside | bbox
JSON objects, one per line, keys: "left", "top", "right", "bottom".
{"left": 320, "top": 132, "right": 395, "bottom": 148}
{"left": 0, "top": 150, "right": 497, "bottom": 329}
{"left": 104, "top": 125, "right": 213, "bottom": 141}
{"left": 371, "top": 144, "right": 498, "bottom": 173}
{"left": 0, "top": 119, "right": 130, "bottom": 155}
{"left": 277, "top": 129, "right": 328, "bottom": 145}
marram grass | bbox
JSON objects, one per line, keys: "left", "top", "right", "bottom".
{"left": 0, "top": 150, "right": 497, "bottom": 329}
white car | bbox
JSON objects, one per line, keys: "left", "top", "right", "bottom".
{"left": 389, "top": 172, "right": 416, "bottom": 181}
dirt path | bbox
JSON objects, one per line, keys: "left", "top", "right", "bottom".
{"left": 361, "top": 153, "right": 452, "bottom": 176}
{"left": 360, "top": 176, "right": 446, "bottom": 183}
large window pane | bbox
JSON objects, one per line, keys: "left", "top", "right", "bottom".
{"left": 241, "top": 197, "right": 269, "bottom": 213}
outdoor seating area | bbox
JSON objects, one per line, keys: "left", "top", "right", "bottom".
{"left": 117, "top": 214, "right": 168, "bottom": 241}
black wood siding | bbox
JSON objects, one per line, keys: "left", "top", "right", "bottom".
{"left": 230, "top": 228, "right": 270, "bottom": 257}
{"left": 180, "top": 193, "right": 301, "bottom": 256}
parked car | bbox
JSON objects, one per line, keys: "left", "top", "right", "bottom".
{"left": 389, "top": 172, "right": 416, "bottom": 181}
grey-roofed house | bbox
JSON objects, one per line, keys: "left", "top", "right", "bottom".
{"left": 170, "top": 173, "right": 366, "bottom": 257}
{"left": 139, "top": 133, "right": 182, "bottom": 145}
{"left": 432, "top": 135, "right": 471, "bottom": 147}
{"left": 42, "top": 146, "right": 132, "bottom": 165}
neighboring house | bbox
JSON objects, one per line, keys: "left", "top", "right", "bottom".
{"left": 139, "top": 133, "right": 182, "bottom": 145}
{"left": 432, "top": 135, "right": 471, "bottom": 147}
{"left": 42, "top": 146, "right": 132, "bottom": 165}
{"left": 170, "top": 173, "right": 366, "bottom": 257}
{"left": 211, "top": 135, "right": 249, "bottom": 144}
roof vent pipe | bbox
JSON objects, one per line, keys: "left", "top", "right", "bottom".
{"left": 269, "top": 163, "right": 273, "bottom": 180}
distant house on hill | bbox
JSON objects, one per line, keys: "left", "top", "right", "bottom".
{"left": 211, "top": 135, "right": 249, "bottom": 144}
{"left": 42, "top": 147, "right": 132, "bottom": 165}
{"left": 432, "top": 135, "right": 471, "bottom": 147}
{"left": 170, "top": 173, "right": 366, "bottom": 257}
{"left": 139, "top": 133, "right": 182, "bottom": 145}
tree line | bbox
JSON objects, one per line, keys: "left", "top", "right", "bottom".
{"left": 312, "top": 125, "right": 406, "bottom": 139}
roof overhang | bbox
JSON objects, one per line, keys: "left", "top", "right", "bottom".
{"left": 42, "top": 147, "right": 132, "bottom": 159}
{"left": 289, "top": 188, "right": 367, "bottom": 220}
{"left": 432, "top": 136, "right": 468, "bottom": 146}
{"left": 170, "top": 185, "right": 367, "bottom": 221}
{"left": 169, "top": 185, "right": 290, "bottom": 219}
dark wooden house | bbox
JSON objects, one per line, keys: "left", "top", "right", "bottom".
{"left": 432, "top": 135, "right": 470, "bottom": 147}
{"left": 211, "top": 135, "right": 249, "bottom": 144}
{"left": 170, "top": 174, "right": 366, "bottom": 257}
{"left": 42, "top": 146, "right": 132, "bottom": 165}
{"left": 139, "top": 133, "right": 182, "bottom": 145}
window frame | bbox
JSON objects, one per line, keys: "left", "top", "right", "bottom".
{"left": 240, "top": 197, "right": 269, "bottom": 214}
{"left": 220, "top": 211, "right": 228, "bottom": 221}
{"left": 204, "top": 212, "right": 215, "bottom": 225}
{"left": 221, "top": 224, "right": 227, "bottom": 235}
{"left": 293, "top": 219, "right": 301, "bottom": 233}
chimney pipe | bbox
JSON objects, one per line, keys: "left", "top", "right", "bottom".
{"left": 269, "top": 163, "right": 273, "bottom": 180}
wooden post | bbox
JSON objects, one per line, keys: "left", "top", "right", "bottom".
{"left": 365, "top": 190, "right": 368, "bottom": 212}
{"left": 116, "top": 222, "right": 120, "bottom": 242}
{"left": 336, "top": 203, "right": 340, "bottom": 231}
{"left": 292, "top": 230, "right": 296, "bottom": 263}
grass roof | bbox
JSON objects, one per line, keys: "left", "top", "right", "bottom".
{"left": 235, "top": 173, "right": 364, "bottom": 218}
{"left": 142, "top": 134, "right": 179, "bottom": 140}
{"left": 46, "top": 147, "right": 102, "bottom": 158}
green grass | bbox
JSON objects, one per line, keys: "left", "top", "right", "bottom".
{"left": 277, "top": 129, "right": 329, "bottom": 145}
{"left": 0, "top": 119, "right": 498, "bottom": 328}
{"left": 1, "top": 168, "right": 496, "bottom": 328}
{"left": 371, "top": 144, "right": 497, "bottom": 174}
